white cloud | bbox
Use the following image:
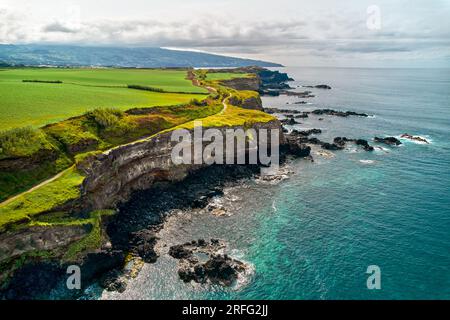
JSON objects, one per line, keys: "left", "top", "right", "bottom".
{"left": 1, "top": 0, "right": 449, "bottom": 67}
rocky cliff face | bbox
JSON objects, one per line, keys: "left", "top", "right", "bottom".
{"left": 0, "top": 119, "right": 284, "bottom": 276}
{"left": 0, "top": 224, "right": 90, "bottom": 284}
{"left": 219, "top": 77, "right": 261, "bottom": 91}
{"left": 0, "top": 114, "right": 315, "bottom": 292}
{"left": 79, "top": 120, "right": 283, "bottom": 211}
{"left": 0, "top": 225, "right": 90, "bottom": 262}
{"left": 229, "top": 95, "right": 263, "bottom": 111}
{"left": 217, "top": 68, "right": 294, "bottom": 96}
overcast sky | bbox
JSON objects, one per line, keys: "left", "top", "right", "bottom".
{"left": 1, "top": 0, "right": 449, "bottom": 67}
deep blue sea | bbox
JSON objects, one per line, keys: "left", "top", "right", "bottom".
{"left": 101, "top": 67, "right": 450, "bottom": 300}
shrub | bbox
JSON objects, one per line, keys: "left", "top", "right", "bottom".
{"left": 44, "top": 120, "right": 100, "bottom": 154}
{"left": 88, "top": 108, "right": 124, "bottom": 128}
{"left": 22, "top": 80, "right": 63, "bottom": 84}
{"left": 127, "top": 84, "right": 164, "bottom": 92}
{"left": 0, "top": 127, "right": 55, "bottom": 159}
{"left": 87, "top": 108, "right": 136, "bottom": 139}
{"left": 190, "top": 98, "right": 207, "bottom": 106}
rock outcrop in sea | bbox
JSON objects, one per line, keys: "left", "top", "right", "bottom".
{"left": 400, "top": 133, "right": 429, "bottom": 144}
{"left": 169, "top": 239, "right": 248, "bottom": 286}
{"left": 374, "top": 136, "right": 402, "bottom": 146}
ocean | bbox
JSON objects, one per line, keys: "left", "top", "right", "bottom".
{"left": 101, "top": 67, "right": 450, "bottom": 300}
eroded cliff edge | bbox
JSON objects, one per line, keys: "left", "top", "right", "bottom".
{"left": 0, "top": 70, "right": 310, "bottom": 292}
{"left": 79, "top": 120, "right": 284, "bottom": 210}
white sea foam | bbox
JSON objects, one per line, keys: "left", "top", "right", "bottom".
{"left": 228, "top": 249, "right": 255, "bottom": 291}
{"left": 374, "top": 146, "right": 390, "bottom": 153}
{"left": 255, "top": 166, "right": 292, "bottom": 185}
{"left": 315, "top": 149, "right": 335, "bottom": 158}
{"left": 272, "top": 200, "right": 277, "bottom": 213}
{"left": 346, "top": 147, "right": 358, "bottom": 154}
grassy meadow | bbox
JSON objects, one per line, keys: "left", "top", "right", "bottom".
{"left": 0, "top": 68, "right": 208, "bottom": 130}
{"left": 0, "top": 68, "right": 207, "bottom": 92}
{"left": 205, "top": 72, "right": 253, "bottom": 81}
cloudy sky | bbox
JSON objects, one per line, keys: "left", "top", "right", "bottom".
{"left": 1, "top": 0, "right": 449, "bottom": 67}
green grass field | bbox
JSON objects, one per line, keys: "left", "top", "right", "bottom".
{"left": 0, "top": 68, "right": 207, "bottom": 92}
{"left": 0, "top": 68, "right": 208, "bottom": 130}
{"left": 205, "top": 72, "right": 253, "bottom": 81}
{"left": 0, "top": 166, "right": 84, "bottom": 230}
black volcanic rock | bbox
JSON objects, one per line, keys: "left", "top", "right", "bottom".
{"left": 333, "top": 137, "right": 374, "bottom": 151}
{"left": 170, "top": 240, "right": 246, "bottom": 286}
{"left": 263, "top": 108, "right": 303, "bottom": 114}
{"left": 256, "top": 69, "right": 295, "bottom": 94}
{"left": 400, "top": 133, "right": 429, "bottom": 144}
{"left": 312, "top": 109, "right": 369, "bottom": 117}
{"left": 203, "top": 255, "right": 242, "bottom": 286}
{"left": 258, "top": 69, "right": 293, "bottom": 83}
{"left": 284, "top": 140, "right": 311, "bottom": 157}
{"left": 292, "top": 128, "right": 322, "bottom": 136}
{"left": 374, "top": 136, "right": 402, "bottom": 146}
{"left": 129, "top": 229, "right": 159, "bottom": 263}
{"left": 321, "top": 143, "right": 344, "bottom": 151}
{"left": 315, "top": 84, "right": 332, "bottom": 89}
{"left": 333, "top": 137, "right": 350, "bottom": 147}
{"left": 306, "top": 137, "right": 323, "bottom": 145}
{"left": 355, "top": 139, "right": 374, "bottom": 151}
{"left": 303, "top": 84, "right": 331, "bottom": 89}
{"left": 169, "top": 245, "right": 193, "bottom": 259}
{"left": 99, "top": 270, "right": 127, "bottom": 293}
{"left": 281, "top": 117, "right": 300, "bottom": 125}
{"left": 294, "top": 113, "right": 309, "bottom": 119}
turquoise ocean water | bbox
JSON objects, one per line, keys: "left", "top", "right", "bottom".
{"left": 102, "top": 67, "right": 450, "bottom": 300}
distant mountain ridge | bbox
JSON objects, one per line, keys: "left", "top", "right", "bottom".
{"left": 0, "top": 44, "right": 282, "bottom": 68}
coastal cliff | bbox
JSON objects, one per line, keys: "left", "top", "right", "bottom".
{"left": 0, "top": 68, "right": 312, "bottom": 295}
{"left": 219, "top": 77, "right": 261, "bottom": 91}
{"left": 79, "top": 120, "right": 283, "bottom": 211}
{"left": 0, "top": 118, "right": 288, "bottom": 287}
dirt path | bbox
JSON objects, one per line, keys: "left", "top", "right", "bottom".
{"left": 0, "top": 167, "right": 71, "bottom": 207}
{"left": 219, "top": 93, "right": 231, "bottom": 115}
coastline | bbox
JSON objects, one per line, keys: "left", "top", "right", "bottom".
{"left": 1, "top": 66, "right": 448, "bottom": 299}
{"left": 0, "top": 67, "right": 305, "bottom": 298}
{"left": 0, "top": 65, "right": 371, "bottom": 298}
{"left": 100, "top": 67, "right": 448, "bottom": 299}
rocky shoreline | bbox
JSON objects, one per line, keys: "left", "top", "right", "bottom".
{"left": 169, "top": 239, "right": 248, "bottom": 286}
{"left": 0, "top": 154, "right": 309, "bottom": 299}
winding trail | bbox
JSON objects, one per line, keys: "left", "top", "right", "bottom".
{"left": 0, "top": 167, "right": 71, "bottom": 207}
{"left": 220, "top": 93, "right": 231, "bottom": 115}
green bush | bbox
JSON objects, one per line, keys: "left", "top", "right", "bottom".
{"left": 44, "top": 120, "right": 100, "bottom": 154}
{"left": 127, "top": 84, "right": 165, "bottom": 92}
{"left": 87, "top": 108, "right": 135, "bottom": 139}
{"left": 22, "top": 80, "right": 63, "bottom": 84}
{"left": 190, "top": 98, "right": 207, "bottom": 106}
{"left": 0, "top": 127, "right": 55, "bottom": 159}
{"left": 88, "top": 108, "right": 124, "bottom": 128}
